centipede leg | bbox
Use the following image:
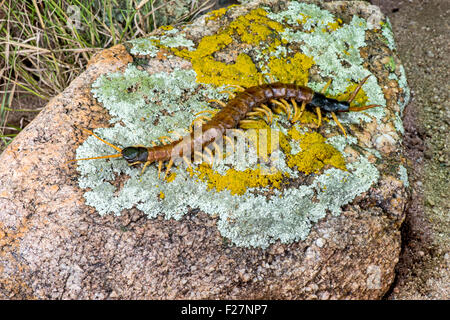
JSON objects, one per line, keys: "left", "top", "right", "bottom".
{"left": 208, "top": 99, "right": 227, "bottom": 108}
{"left": 223, "top": 135, "right": 235, "bottom": 154}
{"left": 127, "top": 161, "right": 141, "bottom": 166}
{"left": 259, "top": 74, "right": 264, "bottom": 85}
{"left": 140, "top": 161, "right": 151, "bottom": 176}
{"left": 331, "top": 112, "right": 347, "bottom": 137}
{"left": 259, "top": 104, "right": 273, "bottom": 124}
{"left": 219, "top": 90, "right": 236, "bottom": 98}
{"left": 239, "top": 119, "right": 261, "bottom": 128}
{"left": 204, "top": 147, "right": 215, "bottom": 166}
{"left": 158, "top": 161, "right": 163, "bottom": 179}
{"left": 182, "top": 156, "right": 192, "bottom": 169}
{"left": 194, "top": 150, "right": 213, "bottom": 166}
{"left": 224, "top": 84, "right": 246, "bottom": 92}
{"left": 291, "top": 99, "right": 299, "bottom": 123}
{"left": 315, "top": 107, "right": 322, "bottom": 128}
{"left": 212, "top": 142, "right": 223, "bottom": 160}
{"left": 253, "top": 106, "right": 272, "bottom": 125}
{"left": 270, "top": 99, "right": 291, "bottom": 121}
{"left": 159, "top": 136, "right": 173, "bottom": 144}
{"left": 164, "top": 158, "right": 174, "bottom": 180}
{"left": 321, "top": 79, "right": 332, "bottom": 94}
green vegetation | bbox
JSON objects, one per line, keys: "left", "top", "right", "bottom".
{"left": 0, "top": 0, "right": 213, "bottom": 150}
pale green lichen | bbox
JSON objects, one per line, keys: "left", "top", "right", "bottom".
{"left": 75, "top": 3, "right": 388, "bottom": 248}
{"left": 129, "top": 28, "right": 195, "bottom": 56}
{"left": 398, "top": 165, "right": 409, "bottom": 188}
{"left": 381, "top": 18, "right": 396, "bottom": 51}
{"left": 397, "top": 65, "right": 411, "bottom": 115}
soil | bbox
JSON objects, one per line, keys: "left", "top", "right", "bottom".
{"left": 370, "top": 0, "right": 449, "bottom": 299}
{"left": 2, "top": 0, "right": 448, "bottom": 299}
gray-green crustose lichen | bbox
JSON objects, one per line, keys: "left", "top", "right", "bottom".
{"left": 398, "top": 164, "right": 409, "bottom": 188}
{"left": 77, "top": 66, "right": 379, "bottom": 248}
{"left": 74, "top": 3, "right": 397, "bottom": 248}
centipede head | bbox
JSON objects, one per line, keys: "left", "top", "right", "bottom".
{"left": 121, "top": 146, "right": 149, "bottom": 164}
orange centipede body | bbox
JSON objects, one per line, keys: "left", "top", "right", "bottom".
{"left": 69, "top": 76, "right": 380, "bottom": 179}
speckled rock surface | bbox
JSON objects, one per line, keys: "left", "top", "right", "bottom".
{"left": 0, "top": 0, "right": 409, "bottom": 299}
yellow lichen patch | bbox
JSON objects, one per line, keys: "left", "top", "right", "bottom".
{"left": 297, "top": 13, "right": 309, "bottom": 26}
{"left": 229, "top": 8, "right": 285, "bottom": 45}
{"left": 324, "top": 18, "right": 342, "bottom": 32}
{"left": 171, "top": 8, "right": 287, "bottom": 87}
{"left": 282, "top": 131, "right": 346, "bottom": 175}
{"left": 266, "top": 52, "right": 314, "bottom": 85}
{"left": 205, "top": 7, "right": 229, "bottom": 21}
{"left": 244, "top": 124, "right": 279, "bottom": 162}
{"left": 194, "top": 164, "right": 286, "bottom": 196}
{"left": 160, "top": 25, "right": 174, "bottom": 31}
{"left": 166, "top": 172, "right": 177, "bottom": 183}
{"left": 159, "top": 191, "right": 165, "bottom": 199}
{"left": 194, "top": 53, "right": 261, "bottom": 88}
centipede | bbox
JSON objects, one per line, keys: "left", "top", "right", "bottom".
{"left": 68, "top": 75, "right": 380, "bottom": 179}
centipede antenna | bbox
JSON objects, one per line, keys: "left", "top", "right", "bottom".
{"left": 79, "top": 127, "right": 122, "bottom": 152}
{"left": 66, "top": 153, "right": 122, "bottom": 164}
{"left": 348, "top": 104, "right": 382, "bottom": 112}
{"left": 347, "top": 75, "right": 370, "bottom": 104}
{"left": 331, "top": 112, "right": 347, "bottom": 137}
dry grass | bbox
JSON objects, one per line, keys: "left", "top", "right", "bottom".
{"left": 0, "top": 0, "right": 215, "bottom": 151}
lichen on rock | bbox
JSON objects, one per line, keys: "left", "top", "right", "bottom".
{"left": 73, "top": 1, "right": 408, "bottom": 248}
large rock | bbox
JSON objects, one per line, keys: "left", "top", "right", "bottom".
{"left": 0, "top": 0, "right": 410, "bottom": 299}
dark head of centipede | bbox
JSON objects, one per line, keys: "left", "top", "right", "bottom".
{"left": 308, "top": 92, "right": 350, "bottom": 113}
{"left": 122, "top": 146, "right": 149, "bottom": 164}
